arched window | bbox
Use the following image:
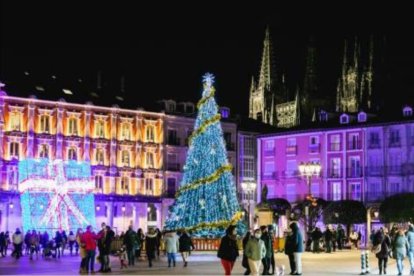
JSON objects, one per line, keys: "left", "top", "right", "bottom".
{"left": 40, "top": 115, "right": 50, "bottom": 133}
{"left": 9, "top": 111, "right": 21, "bottom": 131}
{"left": 68, "top": 147, "right": 77, "bottom": 161}
{"left": 121, "top": 123, "right": 131, "bottom": 140}
{"left": 9, "top": 142, "right": 19, "bottom": 159}
{"left": 146, "top": 152, "right": 154, "bottom": 168}
{"left": 121, "top": 177, "right": 129, "bottom": 194}
{"left": 121, "top": 150, "right": 130, "bottom": 167}
{"left": 145, "top": 178, "right": 154, "bottom": 195}
{"left": 146, "top": 125, "right": 155, "bottom": 142}
{"left": 95, "top": 175, "right": 103, "bottom": 191}
{"left": 39, "top": 144, "right": 49, "bottom": 158}
{"left": 68, "top": 117, "right": 78, "bottom": 135}
{"left": 96, "top": 148, "right": 105, "bottom": 165}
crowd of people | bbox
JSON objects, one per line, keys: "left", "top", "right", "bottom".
{"left": 307, "top": 225, "right": 361, "bottom": 253}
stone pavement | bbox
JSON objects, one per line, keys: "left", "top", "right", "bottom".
{"left": 0, "top": 249, "right": 411, "bottom": 275}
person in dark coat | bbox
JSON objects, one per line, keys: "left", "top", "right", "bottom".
{"left": 260, "top": 225, "right": 272, "bottom": 275}
{"left": 135, "top": 228, "right": 145, "bottom": 260}
{"left": 0, "top": 232, "right": 5, "bottom": 257}
{"left": 268, "top": 225, "right": 276, "bottom": 275}
{"left": 123, "top": 226, "right": 137, "bottom": 266}
{"left": 311, "top": 227, "right": 322, "bottom": 253}
{"left": 373, "top": 227, "right": 391, "bottom": 275}
{"left": 97, "top": 223, "right": 107, "bottom": 272}
{"left": 337, "top": 225, "right": 345, "bottom": 250}
{"left": 284, "top": 229, "right": 296, "bottom": 275}
{"left": 155, "top": 228, "right": 162, "bottom": 259}
{"left": 145, "top": 228, "right": 158, "bottom": 267}
{"left": 291, "top": 222, "right": 303, "bottom": 275}
{"left": 179, "top": 230, "right": 194, "bottom": 267}
{"left": 102, "top": 226, "right": 114, "bottom": 272}
{"left": 324, "top": 227, "right": 333, "bottom": 253}
{"left": 54, "top": 231, "right": 63, "bottom": 258}
{"left": 217, "top": 225, "right": 239, "bottom": 275}
{"left": 242, "top": 232, "right": 251, "bottom": 275}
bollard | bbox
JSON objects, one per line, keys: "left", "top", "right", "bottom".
{"left": 360, "top": 250, "right": 366, "bottom": 275}
{"left": 365, "top": 251, "right": 370, "bottom": 274}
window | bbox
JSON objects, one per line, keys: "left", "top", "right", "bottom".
{"left": 9, "top": 142, "right": 19, "bottom": 159}
{"left": 40, "top": 115, "right": 50, "bottom": 133}
{"left": 147, "top": 203, "right": 157, "bottom": 221}
{"left": 349, "top": 156, "right": 361, "bottom": 177}
{"left": 220, "top": 107, "right": 230, "bottom": 118}
{"left": 121, "top": 177, "right": 129, "bottom": 194}
{"left": 311, "top": 182, "right": 319, "bottom": 196}
{"left": 9, "top": 111, "right": 21, "bottom": 131}
{"left": 68, "top": 147, "right": 77, "bottom": 161}
{"left": 96, "top": 148, "right": 105, "bottom": 165}
{"left": 121, "top": 123, "right": 131, "bottom": 140}
{"left": 286, "top": 184, "right": 296, "bottom": 202}
{"left": 224, "top": 132, "right": 232, "bottom": 147}
{"left": 146, "top": 152, "right": 154, "bottom": 168}
{"left": 390, "top": 182, "right": 400, "bottom": 195}
{"left": 39, "top": 144, "right": 49, "bottom": 158}
{"left": 263, "top": 161, "right": 275, "bottom": 177}
{"left": 340, "top": 114, "right": 349, "bottom": 124}
{"left": 358, "top": 112, "right": 367, "bottom": 122}
{"left": 95, "top": 175, "right": 103, "bottom": 191}
{"left": 348, "top": 134, "right": 360, "bottom": 150}
{"left": 350, "top": 183, "right": 362, "bottom": 200}
{"left": 146, "top": 125, "right": 155, "bottom": 142}
{"left": 257, "top": 112, "right": 263, "bottom": 122}
{"left": 264, "top": 140, "right": 275, "bottom": 155}
{"left": 95, "top": 120, "right": 105, "bottom": 138}
{"left": 244, "top": 136, "right": 254, "bottom": 156}
{"left": 121, "top": 150, "right": 130, "bottom": 167}
{"left": 369, "top": 132, "right": 380, "bottom": 148}
{"left": 168, "top": 129, "right": 178, "bottom": 145}
{"left": 167, "top": 178, "right": 176, "bottom": 196}
{"left": 68, "top": 117, "right": 78, "bottom": 135}
{"left": 286, "top": 160, "right": 297, "bottom": 177}
{"left": 310, "top": 136, "right": 319, "bottom": 145}
{"left": 287, "top": 138, "right": 296, "bottom": 147}
{"left": 242, "top": 158, "right": 255, "bottom": 179}
{"left": 389, "top": 153, "right": 402, "bottom": 174}
{"left": 389, "top": 129, "right": 401, "bottom": 147}
{"left": 319, "top": 110, "right": 328, "bottom": 122}
{"left": 145, "top": 178, "right": 154, "bottom": 195}
{"left": 330, "top": 158, "right": 341, "bottom": 177}
{"left": 403, "top": 106, "right": 413, "bottom": 117}
{"left": 330, "top": 135, "right": 340, "bottom": 151}
{"left": 331, "top": 182, "right": 341, "bottom": 201}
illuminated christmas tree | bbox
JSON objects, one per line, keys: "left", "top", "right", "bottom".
{"left": 165, "top": 73, "right": 244, "bottom": 237}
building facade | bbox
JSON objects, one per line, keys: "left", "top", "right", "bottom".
{"left": 257, "top": 108, "right": 414, "bottom": 207}
{"left": 0, "top": 89, "right": 238, "bottom": 234}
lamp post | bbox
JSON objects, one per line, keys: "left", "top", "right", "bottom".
{"left": 122, "top": 205, "right": 126, "bottom": 230}
{"left": 241, "top": 181, "right": 257, "bottom": 230}
{"left": 298, "top": 161, "right": 321, "bottom": 236}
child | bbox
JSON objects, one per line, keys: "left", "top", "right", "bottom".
{"left": 119, "top": 246, "right": 128, "bottom": 269}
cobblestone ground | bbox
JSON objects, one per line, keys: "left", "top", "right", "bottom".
{"left": 0, "top": 249, "right": 411, "bottom": 275}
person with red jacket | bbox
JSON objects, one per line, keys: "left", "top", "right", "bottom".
{"left": 81, "top": 226, "right": 102, "bottom": 274}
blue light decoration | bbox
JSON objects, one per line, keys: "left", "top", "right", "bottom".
{"left": 18, "top": 159, "right": 96, "bottom": 234}
{"left": 165, "top": 73, "right": 246, "bottom": 237}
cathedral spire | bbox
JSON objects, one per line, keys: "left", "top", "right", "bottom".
{"left": 258, "top": 25, "right": 273, "bottom": 91}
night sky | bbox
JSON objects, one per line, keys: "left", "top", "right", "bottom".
{"left": 1, "top": 3, "right": 414, "bottom": 116}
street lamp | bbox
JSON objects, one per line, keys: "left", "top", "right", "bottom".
{"left": 241, "top": 181, "right": 257, "bottom": 230}
{"left": 122, "top": 205, "right": 126, "bottom": 230}
{"left": 374, "top": 211, "right": 379, "bottom": 219}
{"left": 298, "top": 161, "right": 321, "bottom": 235}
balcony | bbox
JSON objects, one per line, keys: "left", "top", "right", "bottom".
{"left": 308, "top": 144, "right": 320, "bottom": 153}
{"left": 264, "top": 148, "right": 275, "bottom": 156}
{"left": 167, "top": 163, "right": 181, "bottom": 171}
{"left": 226, "top": 142, "right": 236, "bottom": 151}
{"left": 167, "top": 138, "right": 181, "bottom": 146}
{"left": 261, "top": 171, "right": 278, "bottom": 180}
{"left": 368, "top": 140, "right": 381, "bottom": 149}
{"left": 346, "top": 167, "right": 363, "bottom": 178}
{"left": 326, "top": 192, "right": 363, "bottom": 201}
{"left": 329, "top": 142, "right": 341, "bottom": 151}
{"left": 388, "top": 140, "right": 401, "bottom": 148}
{"left": 347, "top": 141, "right": 362, "bottom": 150}
{"left": 327, "top": 170, "right": 341, "bottom": 178}
{"left": 282, "top": 170, "right": 300, "bottom": 178}
{"left": 365, "top": 166, "right": 384, "bottom": 177}
{"left": 286, "top": 145, "right": 297, "bottom": 155}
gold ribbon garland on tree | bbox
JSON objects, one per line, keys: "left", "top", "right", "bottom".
{"left": 177, "top": 211, "right": 244, "bottom": 233}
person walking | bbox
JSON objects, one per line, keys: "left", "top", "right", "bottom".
{"left": 155, "top": 228, "right": 162, "bottom": 259}
{"left": 332, "top": 227, "right": 337, "bottom": 252}
{"left": 242, "top": 232, "right": 251, "bottom": 275}
{"left": 337, "top": 225, "right": 345, "bottom": 250}
{"left": 12, "top": 228, "right": 23, "bottom": 259}
{"left": 245, "top": 228, "right": 267, "bottom": 276}
{"left": 0, "top": 232, "right": 5, "bottom": 257}
{"left": 268, "top": 225, "right": 276, "bottom": 275}
{"left": 135, "top": 228, "right": 145, "bottom": 261}
{"left": 406, "top": 224, "right": 414, "bottom": 275}
{"left": 217, "top": 225, "right": 239, "bottom": 275}
{"left": 324, "top": 226, "right": 333, "bottom": 253}
{"left": 102, "top": 226, "right": 114, "bottom": 273}
{"left": 179, "top": 230, "right": 194, "bottom": 267}
{"left": 291, "top": 222, "right": 304, "bottom": 275}
{"left": 164, "top": 231, "right": 179, "bottom": 267}
{"left": 54, "top": 231, "right": 63, "bottom": 258}
{"left": 311, "top": 227, "right": 322, "bottom": 253}
{"left": 124, "top": 225, "right": 137, "bottom": 267}
{"left": 285, "top": 228, "right": 296, "bottom": 275}
{"left": 145, "top": 228, "right": 158, "bottom": 267}
{"left": 68, "top": 231, "right": 76, "bottom": 256}
{"left": 373, "top": 227, "right": 391, "bottom": 275}
{"left": 392, "top": 229, "right": 409, "bottom": 276}
{"left": 260, "top": 225, "right": 273, "bottom": 275}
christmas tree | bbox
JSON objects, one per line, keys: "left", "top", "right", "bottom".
{"left": 165, "top": 73, "right": 244, "bottom": 237}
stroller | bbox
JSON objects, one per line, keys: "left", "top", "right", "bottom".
{"left": 42, "top": 241, "right": 57, "bottom": 259}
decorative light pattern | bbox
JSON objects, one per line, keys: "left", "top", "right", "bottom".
{"left": 19, "top": 159, "right": 96, "bottom": 234}
{"left": 165, "top": 73, "right": 244, "bottom": 237}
